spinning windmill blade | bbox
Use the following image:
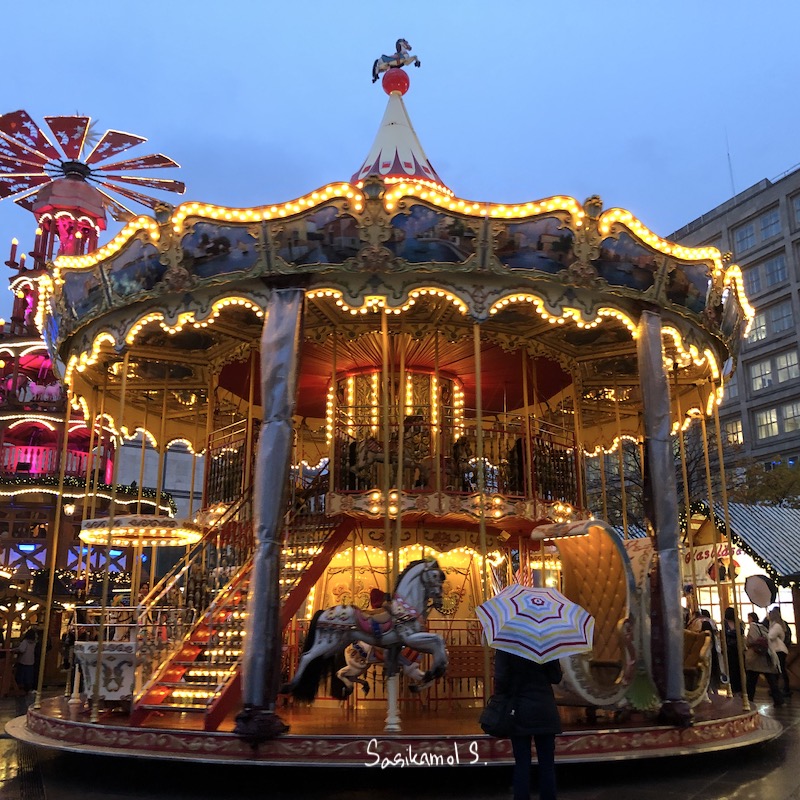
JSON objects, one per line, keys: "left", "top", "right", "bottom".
{"left": 0, "top": 110, "right": 185, "bottom": 219}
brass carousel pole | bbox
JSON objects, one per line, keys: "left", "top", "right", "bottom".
{"left": 380, "top": 308, "right": 400, "bottom": 732}
{"left": 86, "top": 377, "right": 109, "bottom": 590}
{"left": 328, "top": 332, "right": 337, "bottom": 498}
{"left": 33, "top": 389, "right": 74, "bottom": 708}
{"left": 696, "top": 389, "right": 728, "bottom": 656}
{"left": 150, "top": 378, "right": 169, "bottom": 588}
{"left": 394, "top": 323, "right": 406, "bottom": 584}
{"left": 201, "top": 371, "right": 216, "bottom": 511}
{"left": 380, "top": 310, "right": 392, "bottom": 590}
{"left": 188, "top": 399, "right": 201, "bottom": 518}
{"left": 91, "top": 350, "right": 130, "bottom": 723}
{"left": 711, "top": 382, "right": 750, "bottom": 711}
{"left": 521, "top": 350, "right": 534, "bottom": 504}
{"left": 613, "top": 382, "right": 629, "bottom": 539}
{"left": 75, "top": 386, "right": 99, "bottom": 586}
{"left": 131, "top": 394, "right": 149, "bottom": 604}
{"left": 636, "top": 309, "right": 689, "bottom": 725}
{"left": 572, "top": 377, "right": 585, "bottom": 514}
{"left": 474, "top": 323, "right": 492, "bottom": 697}
{"left": 243, "top": 346, "right": 257, "bottom": 492}
{"left": 674, "top": 371, "right": 700, "bottom": 613}
{"left": 598, "top": 448, "right": 609, "bottom": 522}
{"left": 434, "top": 332, "right": 441, "bottom": 502}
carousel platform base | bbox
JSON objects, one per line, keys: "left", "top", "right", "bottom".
{"left": 6, "top": 695, "right": 781, "bottom": 767}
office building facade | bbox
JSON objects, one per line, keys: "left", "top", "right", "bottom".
{"left": 672, "top": 167, "right": 800, "bottom": 468}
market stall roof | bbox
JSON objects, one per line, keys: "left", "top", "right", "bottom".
{"left": 688, "top": 501, "right": 800, "bottom": 585}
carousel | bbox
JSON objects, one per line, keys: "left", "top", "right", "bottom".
{"left": 4, "top": 42, "right": 782, "bottom": 766}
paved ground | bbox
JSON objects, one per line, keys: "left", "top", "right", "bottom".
{"left": 0, "top": 690, "right": 797, "bottom": 799}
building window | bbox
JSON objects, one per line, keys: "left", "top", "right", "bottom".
{"left": 723, "top": 418, "right": 744, "bottom": 445}
{"left": 793, "top": 194, "right": 800, "bottom": 225}
{"left": 764, "top": 253, "right": 787, "bottom": 286}
{"left": 734, "top": 208, "right": 782, "bottom": 255}
{"left": 749, "top": 359, "right": 773, "bottom": 391}
{"left": 734, "top": 223, "right": 756, "bottom": 254}
{"left": 760, "top": 208, "right": 781, "bottom": 240}
{"left": 770, "top": 300, "right": 794, "bottom": 334}
{"left": 783, "top": 402, "right": 800, "bottom": 433}
{"left": 724, "top": 373, "right": 739, "bottom": 401}
{"left": 745, "top": 311, "right": 767, "bottom": 343}
{"left": 755, "top": 408, "right": 779, "bottom": 440}
{"left": 744, "top": 266, "right": 762, "bottom": 296}
{"left": 777, "top": 350, "right": 800, "bottom": 384}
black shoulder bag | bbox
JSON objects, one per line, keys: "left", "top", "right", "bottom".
{"left": 479, "top": 669, "right": 520, "bottom": 738}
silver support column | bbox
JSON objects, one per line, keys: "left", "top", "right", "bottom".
{"left": 636, "top": 309, "right": 692, "bottom": 727}
{"left": 235, "top": 288, "right": 305, "bottom": 743}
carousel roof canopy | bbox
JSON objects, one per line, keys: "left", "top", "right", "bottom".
{"left": 32, "top": 52, "right": 753, "bottom": 456}
{"left": 351, "top": 70, "right": 450, "bottom": 195}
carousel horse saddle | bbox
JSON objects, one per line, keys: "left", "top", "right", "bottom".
{"left": 354, "top": 608, "right": 394, "bottom": 638}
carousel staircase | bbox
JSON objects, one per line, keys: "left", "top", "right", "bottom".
{"left": 130, "top": 476, "right": 354, "bottom": 731}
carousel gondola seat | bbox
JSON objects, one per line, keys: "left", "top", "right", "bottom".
{"left": 539, "top": 520, "right": 637, "bottom": 710}
{"left": 683, "top": 629, "right": 712, "bottom": 698}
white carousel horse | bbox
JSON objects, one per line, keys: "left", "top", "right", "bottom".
{"left": 29, "top": 381, "right": 61, "bottom": 401}
{"left": 372, "top": 39, "right": 421, "bottom": 83}
{"left": 336, "top": 641, "right": 427, "bottom": 698}
{"left": 284, "top": 558, "right": 448, "bottom": 702}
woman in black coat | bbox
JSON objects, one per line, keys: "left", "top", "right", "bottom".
{"left": 494, "top": 649, "right": 562, "bottom": 800}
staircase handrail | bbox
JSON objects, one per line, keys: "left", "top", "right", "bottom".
{"left": 137, "top": 486, "right": 254, "bottom": 613}
{"left": 133, "top": 559, "right": 253, "bottom": 705}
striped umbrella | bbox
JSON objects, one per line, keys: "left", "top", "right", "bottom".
{"left": 476, "top": 584, "right": 594, "bottom": 664}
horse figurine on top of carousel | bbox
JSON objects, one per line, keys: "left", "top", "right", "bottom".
{"left": 283, "top": 558, "right": 448, "bottom": 702}
{"left": 372, "top": 38, "right": 421, "bottom": 83}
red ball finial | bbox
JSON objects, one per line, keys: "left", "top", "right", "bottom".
{"left": 382, "top": 68, "right": 410, "bottom": 96}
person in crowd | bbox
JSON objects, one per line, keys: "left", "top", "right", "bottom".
{"left": 494, "top": 649, "right": 562, "bottom": 800}
{"left": 686, "top": 609, "right": 703, "bottom": 633}
{"left": 699, "top": 609, "right": 723, "bottom": 694}
{"left": 745, "top": 611, "right": 784, "bottom": 707}
{"left": 768, "top": 607, "right": 791, "bottom": 697}
{"left": 13, "top": 628, "right": 37, "bottom": 693}
{"left": 724, "top": 606, "right": 744, "bottom": 694}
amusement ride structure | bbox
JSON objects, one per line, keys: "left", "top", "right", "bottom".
{"left": 0, "top": 113, "right": 185, "bottom": 692}
{"left": 2, "top": 42, "right": 782, "bottom": 765}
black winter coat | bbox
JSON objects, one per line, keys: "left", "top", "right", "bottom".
{"left": 493, "top": 649, "right": 562, "bottom": 736}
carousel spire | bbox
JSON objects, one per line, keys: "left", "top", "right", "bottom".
{"left": 352, "top": 41, "right": 451, "bottom": 196}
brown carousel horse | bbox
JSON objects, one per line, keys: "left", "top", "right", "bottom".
{"left": 351, "top": 415, "right": 432, "bottom": 488}
{"left": 284, "top": 558, "right": 447, "bottom": 702}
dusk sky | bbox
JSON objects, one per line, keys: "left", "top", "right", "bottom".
{"left": 0, "top": 1, "right": 798, "bottom": 320}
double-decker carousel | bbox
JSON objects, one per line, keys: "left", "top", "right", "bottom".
{"left": 7, "top": 50, "right": 781, "bottom": 766}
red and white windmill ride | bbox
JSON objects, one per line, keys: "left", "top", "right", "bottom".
{"left": 0, "top": 110, "right": 185, "bottom": 258}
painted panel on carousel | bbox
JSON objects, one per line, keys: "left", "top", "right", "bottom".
{"left": 104, "top": 239, "right": 165, "bottom": 300}
{"left": 594, "top": 233, "right": 659, "bottom": 292}
{"left": 386, "top": 206, "right": 476, "bottom": 263}
{"left": 181, "top": 222, "right": 259, "bottom": 278}
{"left": 665, "top": 260, "right": 710, "bottom": 314}
{"left": 61, "top": 267, "right": 108, "bottom": 319}
{"left": 495, "top": 217, "right": 575, "bottom": 273}
{"left": 274, "top": 207, "right": 360, "bottom": 265}
{"left": 721, "top": 290, "right": 745, "bottom": 358}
